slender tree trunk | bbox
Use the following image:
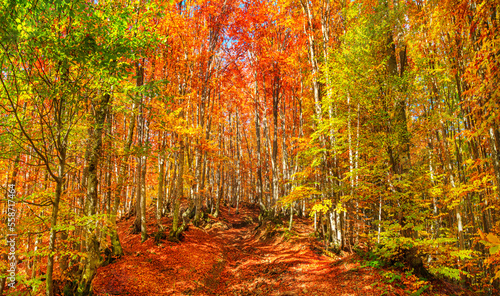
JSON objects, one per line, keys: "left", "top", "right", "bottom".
{"left": 133, "top": 63, "right": 145, "bottom": 233}
{"left": 46, "top": 91, "right": 68, "bottom": 295}
{"left": 255, "top": 75, "right": 264, "bottom": 210}
{"left": 489, "top": 125, "right": 500, "bottom": 200}
{"left": 110, "top": 101, "right": 137, "bottom": 256}
{"left": 157, "top": 134, "right": 167, "bottom": 229}
{"left": 214, "top": 165, "right": 224, "bottom": 218}
{"left": 300, "top": 0, "right": 322, "bottom": 122}
{"left": 133, "top": 121, "right": 143, "bottom": 233}
{"left": 214, "top": 124, "right": 224, "bottom": 218}
{"left": 170, "top": 136, "right": 185, "bottom": 241}
{"left": 46, "top": 174, "right": 64, "bottom": 296}
{"left": 167, "top": 160, "right": 178, "bottom": 214}
{"left": 140, "top": 118, "right": 149, "bottom": 242}
{"left": 235, "top": 110, "right": 241, "bottom": 214}
{"left": 78, "top": 93, "right": 110, "bottom": 295}
{"left": 271, "top": 67, "right": 280, "bottom": 213}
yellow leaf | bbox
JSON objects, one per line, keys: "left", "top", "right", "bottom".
{"left": 478, "top": 228, "right": 486, "bottom": 240}
{"left": 495, "top": 270, "right": 500, "bottom": 280}
{"left": 487, "top": 233, "right": 500, "bottom": 245}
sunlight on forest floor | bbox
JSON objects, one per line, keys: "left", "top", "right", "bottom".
{"left": 91, "top": 204, "right": 462, "bottom": 296}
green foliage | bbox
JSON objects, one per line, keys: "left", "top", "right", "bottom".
{"left": 16, "top": 273, "right": 45, "bottom": 295}
{"left": 281, "top": 227, "right": 296, "bottom": 241}
{"left": 409, "top": 284, "right": 430, "bottom": 296}
{"left": 380, "top": 270, "right": 402, "bottom": 284}
{"left": 428, "top": 266, "right": 463, "bottom": 281}
{"left": 355, "top": 245, "right": 386, "bottom": 269}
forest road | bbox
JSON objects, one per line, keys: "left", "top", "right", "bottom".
{"left": 93, "top": 205, "right": 397, "bottom": 296}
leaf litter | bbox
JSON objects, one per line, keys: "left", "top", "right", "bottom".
{"left": 92, "top": 204, "right": 468, "bottom": 296}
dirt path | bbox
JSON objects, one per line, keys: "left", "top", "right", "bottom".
{"left": 92, "top": 205, "right": 443, "bottom": 296}
{"left": 202, "top": 207, "right": 381, "bottom": 296}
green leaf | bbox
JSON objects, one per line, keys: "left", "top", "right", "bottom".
{"left": 490, "top": 245, "right": 499, "bottom": 255}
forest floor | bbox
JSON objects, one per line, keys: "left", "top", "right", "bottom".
{"left": 92, "top": 204, "right": 468, "bottom": 296}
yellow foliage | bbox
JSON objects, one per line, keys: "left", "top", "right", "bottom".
{"left": 280, "top": 185, "right": 320, "bottom": 205}
{"left": 310, "top": 199, "right": 332, "bottom": 216}
{"left": 334, "top": 202, "right": 346, "bottom": 214}
{"left": 478, "top": 229, "right": 500, "bottom": 280}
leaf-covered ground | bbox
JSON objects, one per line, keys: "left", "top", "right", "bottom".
{"left": 92, "top": 205, "right": 468, "bottom": 296}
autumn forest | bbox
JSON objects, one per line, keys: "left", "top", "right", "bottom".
{"left": 1, "top": 0, "right": 499, "bottom": 295}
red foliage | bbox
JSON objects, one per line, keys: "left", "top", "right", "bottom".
{"left": 91, "top": 205, "right": 459, "bottom": 296}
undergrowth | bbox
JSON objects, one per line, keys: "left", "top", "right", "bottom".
{"left": 355, "top": 246, "right": 431, "bottom": 295}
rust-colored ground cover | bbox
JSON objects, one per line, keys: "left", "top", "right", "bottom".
{"left": 92, "top": 205, "right": 467, "bottom": 296}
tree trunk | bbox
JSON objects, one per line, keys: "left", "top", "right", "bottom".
{"left": 140, "top": 118, "right": 149, "bottom": 242}
{"left": 78, "top": 93, "right": 110, "bottom": 295}
{"left": 110, "top": 100, "right": 137, "bottom": 256}
{"left": 132, "top": 147, "right": 143, "bottom": 232}
{"left": 300, "top": 0, "right": 322, "bottom": 122}
{"left": 170, "top": 137, "right": 185, "bottom": 241}
{"left": 157, "top": 134, "right": 167, "bottom": 229}
{"left": 214, "top": 124, "right": 224, "bottom": 218}
{"left": 271, "top": 66, "right": 280, "bottom": 212}
{"left": 46, "top": 175, "right": 64, "bottom": 296}
{"left": 46, "top": 101, "right": 68, "bottom": 296}
{"left": 214, "top": 165, "right": 224, "bottom": 218}
{"left": 133, "top": 63, "right": 145, "bottom": 233}
{"left": 255, "top": 75, "right": 264, "bottom": 210}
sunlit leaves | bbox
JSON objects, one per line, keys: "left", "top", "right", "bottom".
{"left": 310, "top": 199, "right": 332, "bottom": 216}
{"left": 280, "top": 185, "right": 320, "bottom": 205}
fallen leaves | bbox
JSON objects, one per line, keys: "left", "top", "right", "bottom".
{"left": 92, "top": 205, "right": 458, "bottom": 295}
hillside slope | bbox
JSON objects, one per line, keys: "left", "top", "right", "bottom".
{"left": 92, "top": 205, "right": 465, "bottom": 296}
